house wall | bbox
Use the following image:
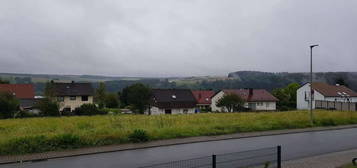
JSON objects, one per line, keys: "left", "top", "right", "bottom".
{"left": 211, "top": 91, "right": 225, "bottom": 112}
{"left": 58, "top": 96, "right": 94, "bottom": 111}
{"left": 211, "top": 91, "right": 276, "bottom": 112}
{"left": 147, "top": 106, "right": 195, "bottom": 115}
{"left": 244, "top": 102, "right": 276, "bottom": 111}
{"left": 297, "top": 83, "right": 357, "bottom": 110}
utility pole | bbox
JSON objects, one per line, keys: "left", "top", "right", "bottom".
{"left": 310, "top": 44, "right": 318, "bottom": 126}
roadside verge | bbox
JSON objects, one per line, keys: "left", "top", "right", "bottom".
{"left": 1, "top": 124, "right": 357, "bottom": 165}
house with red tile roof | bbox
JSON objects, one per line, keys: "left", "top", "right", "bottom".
{"left": 0, "top": 84, "right": 37, "bottom": 110}
{"left": 297, "top": 82, "right": 357, "bottom": 110}
{"left": 191, "top": 90, "right": 215, "bottom": 111}
{"left": 211, "top": 89, "right": 278, "bottom": 112}
{"left": 0, "top": 84, "right": 35, "bottom": 99}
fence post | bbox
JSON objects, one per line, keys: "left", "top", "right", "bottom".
{"left": 277, "top": 146, "right": 282, "bottom": 168}
{"left": 212, "top": 155, "right": 216, "bottom": 168}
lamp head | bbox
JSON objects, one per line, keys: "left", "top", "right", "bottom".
{"left": 310, "top": 44, "right": 319, "bottom": 48}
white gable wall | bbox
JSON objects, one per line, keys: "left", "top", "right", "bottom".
{"left": 211, "top": 91, "right": 277, "bottom": 112}
{"left": 211, "top": 91, "right": 226, "bottom": 112}
{"left": 146, "top": 106, "right": 195, "bottom": 115}
{"left": 297, "top": 83, "right": 357, "bottom": 110}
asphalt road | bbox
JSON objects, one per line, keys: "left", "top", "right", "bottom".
{"left": 3, "top": 128, "right": 357, "bottom": 168}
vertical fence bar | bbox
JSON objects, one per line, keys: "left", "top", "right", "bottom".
{"left": 277, "top": 146, "right": 282, "bottom": 168}
{"left": 212, "top": 155, "right": 216, "bottom": 168}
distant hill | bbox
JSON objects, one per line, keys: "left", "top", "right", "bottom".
{"left": 1, "top": 71, "right": 356, "bottom": 95}
{"left": 228, "top": 71, "right": 357, "bottom": 91}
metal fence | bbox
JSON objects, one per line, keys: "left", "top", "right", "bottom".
{"left": 139, "top": 146, "right": 281, "bottom": 168}
{"left": 315, "top": 100, "right": 357, "bottom": 111}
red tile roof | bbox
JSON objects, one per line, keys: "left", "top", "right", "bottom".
{"left": 191, "top": 90, "right": 215, "bottom": 105}
{"left": 0, "top": 84, "right": 35, "bottom": 99}
{"left": 223, "top": 89, "right": 278, "bottom": 102}
{"left": 311, "top": 82, "right": 357, "bottom": 97}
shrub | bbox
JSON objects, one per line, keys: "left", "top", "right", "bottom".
{"left": 36, "top": 98, "right": 60, "bottom": 116}
{"left": 0, "top": 92, "right": 19, "bottom": 119}
{"left": 128, "top": 129, "right": 150, "bottom": 143}
{"left": 50, "top": 134, "right": 84, "bottom": 149}
{"left": 105, "top": 93, "right": 119, "bottom": 108}
{"left": 0, "top": 135, "right": 50, "bottom": 155}
{"left": 73, "top": 104, "right": 105, "bottom": 116}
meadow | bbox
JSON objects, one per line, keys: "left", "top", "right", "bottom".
{"left": 1, "top": 110, "right": 357, "bottom": 155}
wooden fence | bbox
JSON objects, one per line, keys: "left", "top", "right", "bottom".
{"left": 315, "top": 100, "right": 357, "bottom": 111}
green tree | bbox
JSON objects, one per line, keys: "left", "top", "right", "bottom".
{"left": 272, "top": 83, "right": 300, "bottom": 110}
{"left": 0, "top": 78, "right": 10, "bottom": 84}
{"left": 36, "top": 98, "right": 60, "bottom": 116}
{"left": 216, "top": 93, "right": 245, "bottom": 112}
{"left": 105, "top": 93, "right": 119, "bottom": 108}
{"left": 335, "top": 77, "right": 349, "bottom": 87}
{"left": 44, "top": 81, "right": 55, "bottom": 99}
{"left": 95, "top": 82, "right": 106, "bottom": 108}
{"left": 73, "top": 104, "right": 105, "bottom": 116}
{"left": 120, "top": 83, "right": 151, "bottom": 114}
{"left": 0, "top": 92, "right": 19, "bottom": 119}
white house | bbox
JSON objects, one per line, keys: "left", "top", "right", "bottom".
{"left": 52, "top": 82, "right": 95, "bottom": 112}
{"left": 211, "top": 89, "right": 278, "bottom": 112}
{"left": 296, "top": 82, "right": 357, "bottom": 110}
{"left": 146, "top": 89, "right": 197, "bottom": 115}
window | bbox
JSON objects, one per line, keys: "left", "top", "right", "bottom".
{"left": 81, "top": 96, "right": 88, "bottom": 101}
{"left": 257, "top": 102, "right": 263, "bottom": 106}
{"left": 70, "top": 96, "right": 76, "bottom": 100}
{"left": 57, "top": 97, "right": 64, "bottom": 102}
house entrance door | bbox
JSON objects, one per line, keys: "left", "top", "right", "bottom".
{"left": 165, "top": 109, "right": 172, "bottom": 114}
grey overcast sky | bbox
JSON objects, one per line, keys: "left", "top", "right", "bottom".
{"left": 0, "top": 0, "right": 357, "bottom": 77}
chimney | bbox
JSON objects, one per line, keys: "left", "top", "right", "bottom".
{"left": 248, "top": 88, "right": 253, "bottom": 96}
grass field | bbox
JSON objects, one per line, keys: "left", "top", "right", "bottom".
{"left": 1, "top": 110, "right": 357, "bottom": 155}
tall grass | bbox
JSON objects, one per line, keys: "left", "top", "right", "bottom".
{"left": 0, "top": 110, "right": 357, "bottom": 155}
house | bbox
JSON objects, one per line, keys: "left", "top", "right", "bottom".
{"left": 211, "top": 89, "right": 278, "bottom": 112}
{"left": 0, "top": 84, "right": 37, "bottom": 110}
{"left": 191, "top": 90, "right": 215, "bottom": 111}
{"left": 52, "top": 82, "right": 94, "bottom": 112}
{"left": 147, "top": 89, "right": 197, "bottom": 115}
{"left": 296, "top": 82, "right": 357, "bottom": 110}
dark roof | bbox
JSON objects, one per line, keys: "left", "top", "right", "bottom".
{"left": 223, "top": 89, "right": 279, "bottom": 102}
{"left": 0, "top": 84, "right": 35, "bottom": 99}
{"left": 53, "top": 83, "right": 94, "bottom": 96}
{"left": 310, "top": 82, "right": 357, "bottom": 97}
{"left": 19, "top": 98, "right": 40, "bottom": 109}
{"left": 151, "top": 89, "right": 197, "bottom": 109}
{"left": 191, "top": 90, "right": 215, "bottom": 105}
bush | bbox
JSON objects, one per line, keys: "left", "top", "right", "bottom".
{"left": 0, "top": 135, "right": 50, "bottom": 155}
{"left": 105, "top": 93, "right": 119, "bottom": 108}
{"left": 73, "top": 104, "right": 105, "bottom": 116}
{"left": 0, "top": 92, "right": 19, "bottom": 119}
{"left": 36, "top": 98, "right": 60, "bottom": 116}
{"left": 50, "top": 134, "right": 84, "bottom": 149}
{"left": 128, "top": 129, "right": 150, "bottom": 143}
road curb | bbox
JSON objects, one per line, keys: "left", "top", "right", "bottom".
{"left": 1, "top": 124, "right": 357, "bottom": 165}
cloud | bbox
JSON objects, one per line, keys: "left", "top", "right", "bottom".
{"left": 0, "top": 0, "right": 356, "bottom": 77}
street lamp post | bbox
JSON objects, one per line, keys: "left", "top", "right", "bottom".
{"left": 310, "top": 44, "right": 318, "bottom": 126}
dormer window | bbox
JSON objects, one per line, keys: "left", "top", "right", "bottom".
{"left": 172, "top": 95, "right": 176, "bottom": 99}
{"left": 205, "top": 98, "right": 209, "bottom": 102}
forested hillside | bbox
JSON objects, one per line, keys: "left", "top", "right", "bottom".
{"left": 2, "top": 71, "right": 356, "bottom": 95}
